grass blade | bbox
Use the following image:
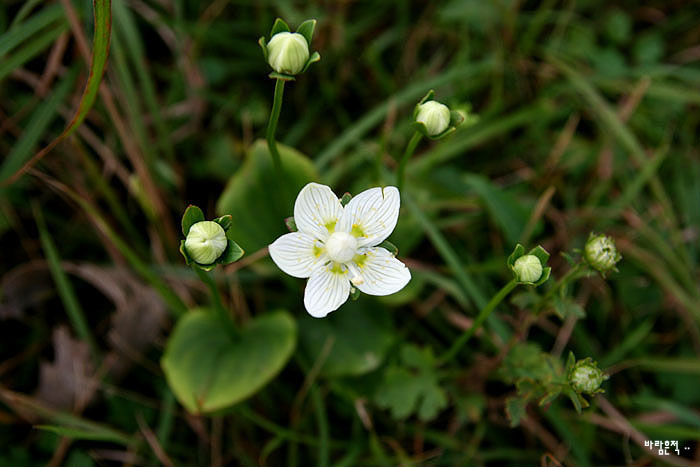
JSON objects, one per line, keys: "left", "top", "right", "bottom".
{"left": 3, "top": 0, "right": 112, "bottom": 185}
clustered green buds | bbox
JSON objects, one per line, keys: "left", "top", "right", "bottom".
{"left": 180, "top": 205, "right": 244, "bottom": 271}
{"left": 507, "top": 244, "right": 551, "bottom": 286}
{"left": 259, "top": 18, "right": 320, "bottom": 80}
{"left": 584, "top": 233, "right": 621, "bottom": 275}
{"left": 412, "top": 90, "right": 464, "bottom": 139}
{"left": 567, "top": 356, "right": 607, "bottom": 395}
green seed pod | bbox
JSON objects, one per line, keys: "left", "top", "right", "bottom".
{"left": 569, "top": 358, "right": 607, "bottom": 394}
{"left": 266, "top": 32, "right": 309, "bottom": 75}
{"left": 513, "top": 255, "right": 543, "bottom": 283}
{"left": 415, "top": 100, "right": 451, "bottom": 136}
{"left": 185, "top": 221, "right": 228, "bottom": 265}
{"left": 584, "top": 233, "right": 621, "bottom": 274}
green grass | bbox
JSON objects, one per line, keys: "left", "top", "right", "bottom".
{"left": 1, "top": 1, "right": 699, "bottom": 465}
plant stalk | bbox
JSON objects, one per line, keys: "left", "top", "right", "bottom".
{"left": 195, "top": 268, "right": 238, "bottom": 339}
{"left": 439, "top": 278, "right": 518, "bottom": 364}
{"left": 266, "top": 78, "right": 286, "bottom": 175}
{"left": 397, "top": 131, "right": 423, "bottom": 190}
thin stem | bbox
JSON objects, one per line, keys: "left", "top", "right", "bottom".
{"left": 396, "top": 131, "right": 423, "bottom": 190}
{"left": 266, "top": 78, "right": 286, "bottom": 174}
{"left": 439, "top": 279, "right": 518, "bottom": 365}
{"left": 536, "top": 262, "right": 586, "bottom": 312}
{"left": 195, "top": 268, "right": 237, "bottom": 338}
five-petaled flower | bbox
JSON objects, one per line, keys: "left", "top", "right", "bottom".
{"left": 269, "top": 182, "right": 411, "bottom": 318}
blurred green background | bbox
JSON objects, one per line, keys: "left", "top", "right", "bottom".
{"left": 1, "top": 0, "right": 699, "bottom": 465}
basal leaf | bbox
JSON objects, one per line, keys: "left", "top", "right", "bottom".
{"left": 162, "top": 309, "right": 296, "bottom": 413}
{"left": 216, "top": 140, "right": 318, "bottom": 253}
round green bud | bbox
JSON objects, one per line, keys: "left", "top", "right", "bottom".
{"left": 584, "top": 233, "right": 621, "bottom": 273}
{"left": 416, "top": 100, "right": 451, "bottom": 136}
{"left": 513, "top": 254, "right": 543, "bottom": 283}
{"left": 266, "top": 32, "right": 309, "bottom": 75}
{"left": 185, "top": 221, "right": 227, "bottom": 265}
{"left": 569, "top": 361, "right": 606, "bottom": 394}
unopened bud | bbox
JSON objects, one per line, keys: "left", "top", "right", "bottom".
{"left": 267, "top": 32, "right": 309, "bottom": 75}
{"left": 569, "top": 358, "right": 607, "bottom": 394}
{"left": 185, "top": 221, "right": 227, "bottom": 264}
{"left": 584, "top": 233, "right": 621, "bottom": 273}
{"left": 513, "top": 254, "right": 543, "bottom": 283}
{"left": 415, "top": 100, "right": 451, "bottom": 136}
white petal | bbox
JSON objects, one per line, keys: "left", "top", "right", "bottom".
{"left": 354, "top": 247, "right": 411, "bottom": 296}
{"left": 294, "top": 182, "right": 343, "bottom": 241}
{"left": 338, "top": 186, "right": 400, "bottom": 247}
{"left": 304, "top": 264, "right": 351, "bottom": 318}
{"left": 269, "top": 232, "right": 324, "bottom": 278}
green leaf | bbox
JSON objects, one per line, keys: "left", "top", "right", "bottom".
{"left": 378, "top": 240, "right": 399, "bottom": 256}
{"left": 462, "top": 174, "right": 529, "bottom": 245}
{"left": 218, "top": 238, "right": 244, "bottom": 264}
{"left": 374, "top": 345, "right": 447, "bottom": 422}
{"left": 500, "top": 343, "right": 562, "bottom": 384}
{"left": 505, "top": 397, "right": 526, "bottom": 427}
{"left": 340, "top": 192, "right": 352, "bottom": 207}
{"left": 553, "top": 296, "right": 586, "bottom": 320}
{"left": 527, "top": 245, "right": 550, "bottom": 265}
{"left": 374, "top": 367, "right": 421, "bottom": 419}
{"left": 268, "top": 71, "right": 296, "bottom": 81}
{"left": 2, "top": 0, "right": 112, "bottom": 185}
{"left": 0, "top": 68, "right": 77, "bottom": 182}
{"left": 295, "top": 19, "right": 316, "bottom": 45}
{"left": 301, "top": 51, "right": 321, "bottom": 73}
{"left": 0, "top": 4, "right": 65, "bottom": 57}
{"left": 162, "top": 309, "right": 296, "bottom": 413}
{"left": 416, "top": 378, "right": 448, "bottom": 421}
{"left": 507, "top": 244, "right": 525, "bottom": 268}
{"left": 214, "top": 214, "right": 233, "bottom": 231}
{"left": 284, "top": 216, "right": 298, "bottom": 232}
{"left": 298, "top": 300, "right": 393, "bottom": 377}
{"left": 181, "top": 205, "right": 204, "bottom": 236}
{"left": 566, "top": 389, "right": 583, "bottom": 414}
{"left": 216, "top": 139, "right": 318, "bottom": 253}
{"left": 258, "top": 36, "right": 268, "bottom": 61}
{"left": 270, "top": 18, "right": 290, "bottom": 36}
{"left": 36, "top": 424, "right": 133, "bottom": 445}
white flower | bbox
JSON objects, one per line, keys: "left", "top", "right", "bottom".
{"left": 266, "top": 32, "right": 309, "bottom": 75}
{"left": 269, "top": 182, "right": 411, "bottom": 318}
{"left": 415, "top": 100, "right": 450, "bottom": 136}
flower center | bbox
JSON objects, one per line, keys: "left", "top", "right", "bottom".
{"left": 325, "top": 231, "right": 358, "bottom": 263}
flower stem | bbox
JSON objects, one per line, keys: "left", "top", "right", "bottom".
{"left": 439, "top": 278, "right": 518, "bottom": 365}
{"left": 396, "top": 132, "right": 423, "bottom": 191}
{"left": 266, "top": 78, "right": 286, "bottom": 174}
{"left": 195, "top": 268, "right": 238, "bottom": 339}
{"left": 536, "top": 262, "right": 586, "bottom": 312}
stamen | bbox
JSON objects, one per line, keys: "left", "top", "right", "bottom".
{"left": 347, "top": 263, "right": 364, "bottom": 285}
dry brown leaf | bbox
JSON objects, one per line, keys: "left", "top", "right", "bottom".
{"left": 35, "top": 326, "right": 97, "bottom": 411}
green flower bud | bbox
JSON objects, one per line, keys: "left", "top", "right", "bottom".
{"left": 568, "top": 358, "right": 607, "bottom": 394}
{"left": 584, "top": 233, "right": 621, "bottom": 273}
{"left": 185, "top": 221, "right": 227, "bottom": 265}
{"left": 415, "top": 100, "right": 451, "bottom": 136}
{"left": 513, "top": 255, "right": 543, "bottom": 283}
{"left": 266, "top": 32, "right": 309, "bottom": 75}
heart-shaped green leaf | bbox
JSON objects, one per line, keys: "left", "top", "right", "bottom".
{"left": 162, "top": 309, "right": 296, "bottom": 413}
{"left": 299, "top": 300, "right": 394, "bottom": 377}
{"left": 216, "top": 139, "right": 318, "bottom": 253}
